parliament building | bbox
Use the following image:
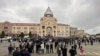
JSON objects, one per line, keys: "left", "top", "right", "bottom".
{"left": 0, "top": 7, "right": 85, "bottom": 38}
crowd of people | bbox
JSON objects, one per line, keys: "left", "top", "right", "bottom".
{"left": 7, "top": 36, "right": 98, "bottom": 56}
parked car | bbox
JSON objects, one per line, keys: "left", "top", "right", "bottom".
{"left": 2, "top": 38, "right": 7, "bottom": 41}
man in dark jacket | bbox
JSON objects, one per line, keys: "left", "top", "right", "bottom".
{"left": 28, "top": 45, "right": 32, "bottom": 54}
{"left": 13, "top": 47, "right": 20, "bottom": 56}
{"left": 69, "top": 46, "right": 76, "bottom": 56}
{"left": 55, "top": 41, "right": 58, "bottom": 48}
{"left": 20, "top": 48, "right": 25, "bottom": 56}
{"left": 19, "top": 43, "right": 23, "bottom": 50}
{"left": 73, "top": 44, "right": 77, "bottom": 54}
{"left": 46, "top": 43, "right": 49, "bottom": 53}
{"left": 30, "top": 42, "right": 34, "bottom": 53}
{"left": 21, "top": 48, "right": 31, "bottom": 56}
{"left": 77, "top": 39, "right": 81, "bottom": 48}
{"left": 8, "top": 44, "right": 14, "bottom": 55}
{"left": 62, "top": 46, "right": 67, "bottom": 56}
{"left": 57, "top": 46, "right": 61, "bottom": 56}
{"left": 50, "top": 43, "right": 53, "bottom": 53}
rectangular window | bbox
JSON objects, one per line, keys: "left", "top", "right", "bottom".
{"left": 4, "top": 27, "right": 8, "bottom": 29}
{"left": 42, "top": 26, "right": 45, "bottom": 29}
{"left": 31, "top": 31, "right": 34, "bottom": 33}
{"left": 59, "top": 33, "right": 61, "bottom": 36}
{"left": 17, "top": 27, "right": 21, "bottom": 29}
{"left": 43, "top": 31, "right": 45, "bottom": 33}
{"left": 13, "top": 31, "right": 15, "bottom": 33}
{"left": 24, "top": 27, "right": 27, "bottom": 29}
{"left": 13, "top": 27, "right": 15, "bottom": 29}
{"left": 17, "top": 31, "right": 20, "bottom": 33}
{"left": 53, "top": 26, "right": 56, "bottom": 28}
{"left": 24, "top": 31, "right": 27, "bottom": 33}
{"left": 62, "top": 33, "right": 63, "bottom": 36}
{"left": 30, "top": 27, "right": 34, "bottom": 30}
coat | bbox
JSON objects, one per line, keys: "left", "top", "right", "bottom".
{"left": 69, "top": 48, "right": 76, "bottom": 56}
{"left": 62, "top": 48, "right": 67, "bottom": 56}
{"left": 21, "top": 51, "right": 31, "bottom": 56}
{"left": 13, "top": 50, "right": 21, "bottom": 56}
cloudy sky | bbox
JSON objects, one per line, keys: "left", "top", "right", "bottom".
{"left": 0, "top": 0, "right": 100, "bottom": 34}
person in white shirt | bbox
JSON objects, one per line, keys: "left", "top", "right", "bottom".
{"left": 41, "top": 42, "right": 44, "bottom": 54}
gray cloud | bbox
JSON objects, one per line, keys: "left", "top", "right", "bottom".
{"left": 0, "top": 0, "right": 100, "bottom": 34}
{"left": 70, "top": 0, "right": 100, "bottom": 29}
{"left": 16, "top": 7, "right": 44, "bottom": 23}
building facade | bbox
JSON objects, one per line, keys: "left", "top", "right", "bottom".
{"left": 76, "top": 30, "right": 84, "bottom": 37}
{"left": 0, "top": 7, "right": 85, "bottom": 38}
{"left": 0, "top": 7, "right": 70, "bottom": 37}
{"left": 70, "top": 27, "right": 78, "bottom": 36}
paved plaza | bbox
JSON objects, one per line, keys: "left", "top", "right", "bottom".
{"left": 0, "top": 41, "right": 100, "bottom": 56}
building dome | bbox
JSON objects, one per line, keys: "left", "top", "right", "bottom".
{"left": 44, "top": 7, "right": 53, "bottom": 17}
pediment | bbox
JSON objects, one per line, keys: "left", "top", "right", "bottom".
{"left": 41, "top": 20, "right": 56, "bottom": 25}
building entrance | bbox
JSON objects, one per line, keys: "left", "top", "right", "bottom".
{"left": 46, "top": 27, "right": 52, "bottom": 36}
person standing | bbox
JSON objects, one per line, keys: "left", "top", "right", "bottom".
{"left": 90, "top": 39, "right": 93, "bottom": 45}
{"left": 8, "top": 44, "right": 14, "bottom": 55}
{"left": 30, "top": 42, "right": 34, "bottom": 53}
{"left": 38, "top": 42, "right": 41, "bottom": 53}
{"left": 36, "top": 42, "right": 38, "bottom": 53}
{"left": 36, "top": 42, "right": 40, "bottom": 53}
{"left": 86, "top": 38, "right": 89, "bottom": 45}
{"left": 40, "top": 42, "right": 44, "bottom": 54}
{"left": 62, "top": 46, "right": 67, "bottom": 56}
{"left": 79, "top": 46, "right": 85, "bottom": 56}
{"left": 55, "top": 41, "right": 58, "bottom": 48}
{"left": 13, "top": 47, "right": 20, "bottom": 56}
{"left": 69, "top": 46, "right": 77, "bottom": 56}
{"left": 73, "top": 43, "right": 77, "bottom": 54}
{"left": 78, "top": 39, "right": 81, "bottom": 48}
{"left": 22, "top": 48, "right": 31, "bottom": 56}
{"left": 50, "top": 42, "right": 53, "bottom": 53}
{"left": 57, "top": 46, "right": 62, "bottom": 56}
{"left": 28, "top": 45, "right": 32, "bottom": 54}
{"left": 46, "top": 42, "right": 49, "bottom": 53}
{"left": 19, "top": 43, "right": 23, "bottom": 50}
{"left": 20, "top": 47, "right": 25, "bottom": 56}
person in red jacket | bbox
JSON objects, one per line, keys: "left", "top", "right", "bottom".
{"left": 79, "top": 46, "right": 85, "bottom": 56}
